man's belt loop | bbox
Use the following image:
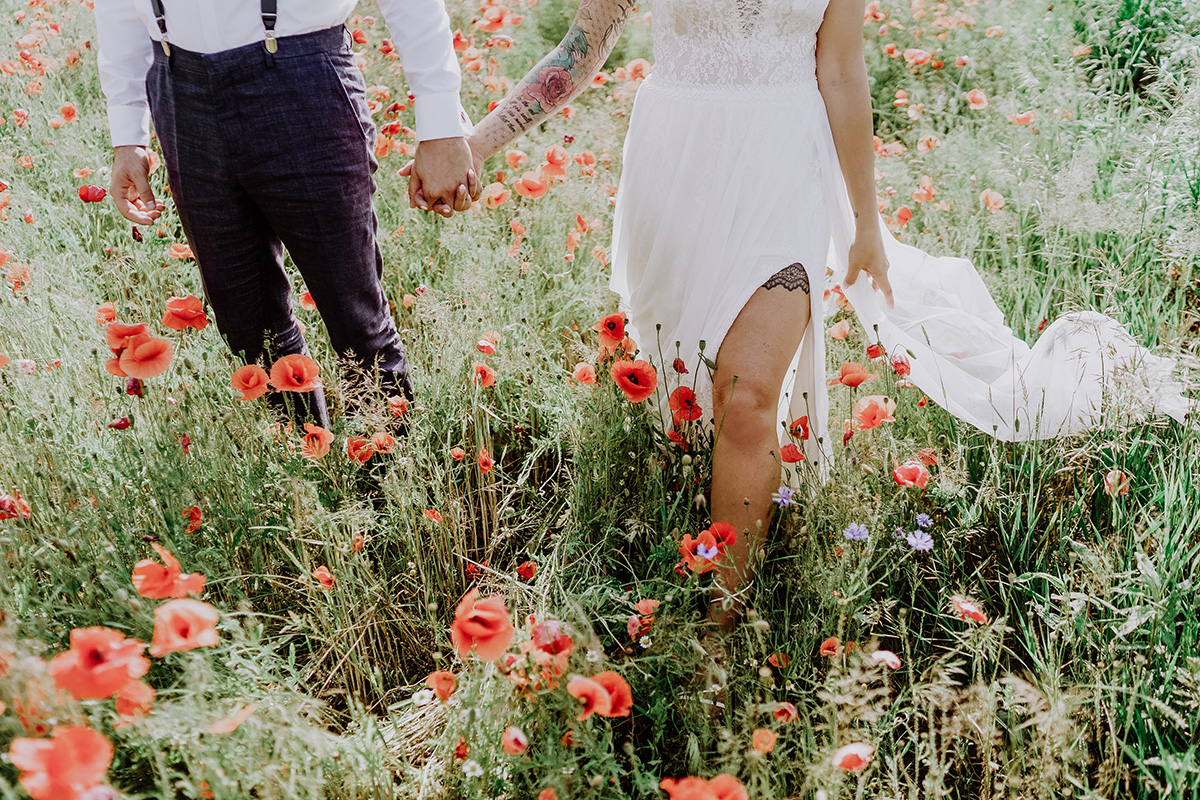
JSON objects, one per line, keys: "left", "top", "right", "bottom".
{"left": 262, "top": 0, "right": 278, "bottom": 67}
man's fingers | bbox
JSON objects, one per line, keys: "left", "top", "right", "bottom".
{"left": 452, "top": 183, "right": 470, "bottom": 212}
{"left": 134, "top": 176, "right": 161, "bottom": 221}
{"left": 397, "top": 161, "right": 413, "bottom": 177}
{"left": 115, "top": 194, "right": 154, "bottom": 225}
{"left": 466, "top": 169, "right": 481, "bottom": 202}
{"left": 431, "top": 199, "right": 453, "bottom": 218}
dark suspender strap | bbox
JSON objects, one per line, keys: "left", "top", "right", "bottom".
{"left": 149, "top": 0, "right": 171, "bottom": 55}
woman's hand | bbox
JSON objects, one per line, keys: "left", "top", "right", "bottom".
{"left": 845, "top": 230, "right": 894, "bottom": 308}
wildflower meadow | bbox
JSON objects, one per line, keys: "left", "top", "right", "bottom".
{"left": 1, "top": 0, "right": 1199, "bottom": 798}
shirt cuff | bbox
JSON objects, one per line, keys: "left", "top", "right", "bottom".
{"left": 413, "top": 92, "right": 473, "bottom": 141}
{"left": 108, "top": 103, "right": 152, "bottom": 148}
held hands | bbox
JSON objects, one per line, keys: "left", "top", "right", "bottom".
{"left": 397, "top": 136, "right": 483, "bottom": 219}
{"left": 110, "top": 145, "right": 166, "bottom": 225}
{"left": 844, "top": 229, "right": 894, "bottom": 308}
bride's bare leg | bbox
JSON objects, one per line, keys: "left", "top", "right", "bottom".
{"left": 708, "top": 263, "right": 811, "bottom": 632}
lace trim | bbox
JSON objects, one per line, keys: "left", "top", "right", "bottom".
{"left": 762, "top": 263, "right": 810, "bottom": 293}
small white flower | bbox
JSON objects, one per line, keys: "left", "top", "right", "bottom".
{"left": 586, "top": 648, "right": 603, "bottom": 663}
{"left": 463, "top": 760, "right": 483, "bottom": 778}
{"left": 412, "top": 689, "right": 435, "bottom": 706}
{"left": 639, "top": 635, "right": 652, "bottom": 648}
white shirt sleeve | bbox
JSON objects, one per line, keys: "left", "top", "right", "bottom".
{"left": 94, "top": 0, "right": 155, "bottom": 147}
{"left": 377, "top": 0, "right": 473, "bottom": 141}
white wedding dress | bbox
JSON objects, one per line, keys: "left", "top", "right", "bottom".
{"left": 608, "top": 0, "right": 1194, "bottom": 478}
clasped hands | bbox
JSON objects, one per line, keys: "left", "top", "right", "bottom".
{"left": 398, "top": 136, "right": 485, "bottom": 219}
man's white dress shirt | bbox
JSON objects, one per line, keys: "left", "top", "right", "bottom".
{"left": 94, "top": 0, "right": 471, "bottom": 147}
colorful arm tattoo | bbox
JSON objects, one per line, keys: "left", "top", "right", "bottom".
{"left": 470, "top": 0, "right": 635, "bottom": 160}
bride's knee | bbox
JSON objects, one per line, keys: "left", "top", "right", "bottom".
{"left": 713, "top": 382, "right": 776, "bottom": 444}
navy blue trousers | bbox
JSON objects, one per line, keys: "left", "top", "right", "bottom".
{"left": 146, "top": 25, "right": 413, "bottom": 430}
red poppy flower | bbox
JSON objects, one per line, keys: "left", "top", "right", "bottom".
{"left": 95, "top": 302, "right": 116, "bottom": 324}
{"left": 891, "top": 354, "right": 911, "bottom": 376}
{"left": 115, "top": 679, "right": 155, "bottom": 718}
{"left": 501, "top": 725, "right": 529, "bottom": 755}
{"left": 677, "top": 529, "right": 723, "bottom": 574}
{"left": 450, "top": 446, "right": 466, "bottom": 461}
{"left": 479, "top": 449, "right": 494, "bottom": 473}
{"left": 118, "top": 334, "right": 174, "bottom": 379}
{"left": 610, "top": 359, "right": 657, "bottom": 403}
{"left": 788, "top": 416, "right": 810, "bottom": 440}
{"left": 893, "top": 460, "right": 930, "bottom": 488}
{"left": 423, "top": 509, "right": 443, "bottom": 523}
{"left": 312, "top": 565, "right": 334, "bottom": 589}
{"left": 183, "top": 505, "right": 202, "bottom": 533}
{"left": 831, "top": 742, "right": 875, "bottom": 772}
{"left": 161, "top": 295, "right": 208, "bottom": 331}
{"left": 229, "top": 364, "right": 269, "bottom": 401}
{"left": 767, "top": 652, "right": 790, "bottom": 668}
{"left": 669, "top": 386, "right": 702, "bottom": 423}
{"left": 0, "top": 488, "right": 31, "bottom": 520}
{"left": 346, "top": 436, "right": 374, "bottom": 464}
{"left": 773, "top": 701, "right": 799, "bottom": 723}
{"left": 132, "top": 543, "right": 206, "bottom": 599}
{"left": 48, "top": 627, "right": 149, "bottom": 700}
{"left": 78, "top": 185, "right": 106, "bottom": 203}
{"left": 516, "top": 560, "right": 538, "bottom": 580}
{"left": 449, "top": 588, "right": 514, "bottom": 661}
{"left": 852, "top": 395, "right": 896, "bottom": 431}
{"left": 104, "top": 321, "right": 150, "bottom": 353}
{"left": 473, "top": 361, "right": 496, "bottom": 388}
{"left": 296, "top": 423, "right": 331, "bottom": 460}
{"left": 514, "top": 171, "right": 549, "bottom": 199}
{"left": 672, "top": 357, "right": 688, "bottom": 374}
{"left": 593, "top": 670, "right": 632, "bottom": 717}
{"left": 426, "top": 670, "right": 456, "bottom": 701}
{"left": 779, "top": 444, "right": 805, "bottom": 463}
{"left": 593, "top": 313, "right": 626, "bottom": 352}
{"left": 828, "top": 362, "right": 872, "bottom": 388}
{"left": 9, "top": 726, "right": 113, "bottom": 800}
{"left": 566, "top": 675, "right": 611, "bottom": 720}
{"left": 148, "top": 598, "right": 220, "bottom": 656}
{"left": 950, "top": 594, "right": 988, "bottom": 624}
{"left": 819, "top": 636, "right": 841, "bottom": 656}
{"left": 269, "top": 354, "right": 321, "bottom": 392}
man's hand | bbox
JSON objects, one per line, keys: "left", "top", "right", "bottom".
{"left": 110, "top": 145, "right": 165, "bottom": 225}
{"left": 844, "top": 231, "right": 894, "bottom": 308}
{"left": 400, "top": 136, "right": 481, "bottom": 218}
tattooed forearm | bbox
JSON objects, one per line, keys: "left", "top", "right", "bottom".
{"left": 470, "top": 0, "right": 635, "bottom": 160}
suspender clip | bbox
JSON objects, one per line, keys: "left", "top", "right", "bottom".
{"left": 264, "top": 31, "right": 278, "bottom": 53}
{"left": 160, "top": 39, "right": 172, "bottom": 56}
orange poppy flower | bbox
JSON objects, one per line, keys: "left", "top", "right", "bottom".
{"left": 449, "top": 588, "right": 514, "bottom": 661}
{"left": 677, "top": 529, "right": 723, "bottom": 574}
{"left": 752, "top": 728, "right": 778, "bottom": 754}
{"left": 501, "top": 725, "right": 529, "bottom": 755}
{"left": 481, "top": 183, "right": 511, "bottom": 208}
{"left": 505, "top": 149, "right": 527, "bottom": 168}
{"left": 828, "top": 362, "right": 872, "bottom": 388}
{"left": 827, "top": 320, "right": 850, "bottom": 339}
{"left": 95, "top": 302, "right": 116, "bottom": 325}
{"left": 479, "top": 449, "right": 494, "bottom": 473}
{"left": 593, "top": 670, "right": 632, "bottom": 717}
{"left": 161, "top": 295, "right": 209, "bottom": 331}
{"left": 566, "top": 675, "right": 611, "bottom": 720}
{"left": 208, "top": 702, "right": 259, "bottom": 734}
{"left": 424, "top": 509, "right": 443, "bottom": 523}
{"left": 114, "top": 679, "right": 155, "bottom": 719}
{"left": 9, "top": 726, "right": 113, "bottom": 800}
{"left": 893, "top": 460, "right": 930, "bottom": 488}
{"left": 371, "top": 431, "right": 394, "bottom": 454}
{"left": 669, "top": 386, "right": 702, "bottom": 423}
{"left": 104, "top": 321, "right": 150, "bottom": 352}
{"left": 47, "top": 627, "right": 149, "bottom": 701}
{"left": 105, "top": 357, "right": 128, "bottom": 377}
{"left": 132, "top": 543, "right": 206, "bottom": 599}
{"left": 268, "top": 353, "right": 321, "bottom": 392}
{"left": 450, "top": 446, "right": 466, "bottom": 461}
{"left": 312, "top": 566, "right": 334, "bottom": 589}
{"left": 167, "top": 243, "right": 193, "bottom": 259}
{"left": 610, "top": 359, "right": 657, "bottom": 403}
{"left": 541, "top": 145, "right": 570, "bottom": 179}
{"left": 148, "top": 598, "right": 220, "bottom": 657}
{"left": 513, "top": 171, "right": 549, "bottom": 199}
{"left": 118, "top": 334, "right": 174, "bottom": 379}
{"left": 426, "top": 670, "right": 456, "bottom": 701}
{"left": 473, "top": 361, "right": 496, "bottom": 388}
{"left": 302, "top": 423, "right": 333, "bottom": 460}
{"left": 767, "top": 652, "right": 790, "bottom": 668}
{"left": 819, "top": 636, "right": 841, "bottom": 656}
{"left": 852, "top": 395, "right": 896, "bottom": 431}
{"left": 230, "top": 364, "right": 270, "bottom": 401}
{"left": 965, "top": 88, "right": 988, "bottom": 109}
{"left": 572, "top": 362, "right": 597, "bottom": 385}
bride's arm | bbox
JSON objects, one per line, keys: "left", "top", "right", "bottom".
{"left": 468, "top": 0, "right": 636, "bottom": 161}
{"left": 816, "top": 0, "right": 893, "bottom": 306}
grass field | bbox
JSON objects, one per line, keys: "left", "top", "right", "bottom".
{"left": 1, "top": 0, "right": 1199, "bottom": 798}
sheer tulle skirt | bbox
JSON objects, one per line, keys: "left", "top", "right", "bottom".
{"left": 610, "top": 74, "right": 1195, "bottom": 484}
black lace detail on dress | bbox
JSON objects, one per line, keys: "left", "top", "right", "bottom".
{"left": 761, "top": 263, "right": 809, "bottom": 293}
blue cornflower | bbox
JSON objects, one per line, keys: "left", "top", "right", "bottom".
{"left": 772, "top": 486, "right": 794, "bottom": 509}
{"left": 915, "top": 513, "right": 932, "bottom": 529}
{"left": 906, "top": 530, "right": 934, "bottom": 551}
{"left": 844, "top": 522, "right": 869, "bottom": 541}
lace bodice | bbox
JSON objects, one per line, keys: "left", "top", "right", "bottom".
{"left": 650, "top": 0, "right": 830, "bottom": 88}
